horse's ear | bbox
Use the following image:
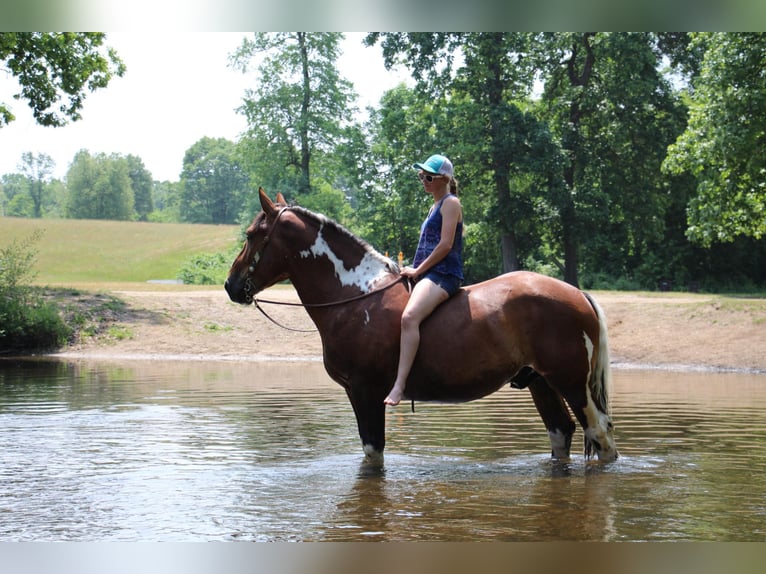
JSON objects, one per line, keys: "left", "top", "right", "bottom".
{"left": 259, "top": 187, "right": 276, "bottom": 216}
{"left": 275, "top": 192, "right": 287, "bottom": 206}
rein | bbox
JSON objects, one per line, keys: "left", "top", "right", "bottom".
{"left": 252, "top": 274, "right": 407, "bottom": 333}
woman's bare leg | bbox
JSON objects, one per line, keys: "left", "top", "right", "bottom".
{"left": 384, "top": 279, "right": 449, "bottom": 406}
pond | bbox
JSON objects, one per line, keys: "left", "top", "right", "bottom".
{"left": 0, "top": 357, "right": 764, "bottom": 541}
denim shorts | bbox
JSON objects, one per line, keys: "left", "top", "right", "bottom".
{"left": 421, "top": 270, "right": 462, "bottom": 297}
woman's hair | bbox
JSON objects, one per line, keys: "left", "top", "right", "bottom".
{"left": 449, "top": 177, "right": 459, "bottom": 196}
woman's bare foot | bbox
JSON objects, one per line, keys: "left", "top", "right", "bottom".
{"left": 384, "top": 385, "right": 404, "bottom": 406}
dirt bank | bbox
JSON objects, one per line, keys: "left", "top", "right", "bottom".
{"left": 50, "top": 286, "right": 766, "bottom": 373}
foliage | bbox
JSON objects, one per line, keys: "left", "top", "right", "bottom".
{"left": 126, "top": 155, "right": 154, "bottom": 221}
{"left": 230, "top": 32, "right": 358, "bottom": 201}
{"left": 663, "top": 33, "right": 766, "bottom": 245}
{"left": 17, "top": 151, "right": 54, "bottom": 218}
{"left": 351, "top": 84, "right": 437, "bottom": 256}
{"left": 0, "top": 32, "right": 125, "bottom": 127}
{"left": 0, "top": 230, "right": 71, "bottom": 351}
{"left": 179, "top": 137, "right": 249, "bottom": 224}
{"left": 3, "top": 32, "right": 766, "bottom": 293}
{"left": 66, "top": 150, "right": 135, "bottom": 220}
{"left": 148, "top": 180, "right": 181, "bottom": 222}
{"left": 177, "top": 250, "right": 235, "bottom": 286}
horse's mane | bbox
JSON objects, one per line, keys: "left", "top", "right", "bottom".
{"left": 287, "top": 205, "right": 400, "bottom": 274}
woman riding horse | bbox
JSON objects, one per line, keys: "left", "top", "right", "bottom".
{"left": 225, "top": 189, "right": 618, "bottom": 465}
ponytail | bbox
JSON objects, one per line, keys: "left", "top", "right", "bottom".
{"left": 450, "top": 177, "right": 459, "bottom": 196}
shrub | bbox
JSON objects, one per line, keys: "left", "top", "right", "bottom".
{"left": 0, "top": 230, "right": 72, "bottom": 352}
{"left": 177, "top": 251, "right": 233, "bottom": 286}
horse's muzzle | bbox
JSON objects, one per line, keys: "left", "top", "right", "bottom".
{"left": 224, "top": 276, "right": 253, "bottom": 305}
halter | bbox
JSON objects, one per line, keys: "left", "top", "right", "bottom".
{"left": 244, "top": 205, "right": 408, "bottom": 332}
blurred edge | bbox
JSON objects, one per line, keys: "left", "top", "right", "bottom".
{"left": 0, "top": 0, "right": 765, "bottom": 31}
{"left": 1, "top": 543, "right": 766, "bottom": 574}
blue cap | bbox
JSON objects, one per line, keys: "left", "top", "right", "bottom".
{"left": 413, "top": 154, "right": 453, "bottom": 178}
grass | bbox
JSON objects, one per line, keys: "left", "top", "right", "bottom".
{"left": 1, "top": 216, "right": 240, "bottom": 285}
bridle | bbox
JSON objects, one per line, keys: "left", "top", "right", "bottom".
{"left": 241, "top": 205, "right": 408, "bottom": 332}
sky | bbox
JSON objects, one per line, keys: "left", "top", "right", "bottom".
{"left": 0, "top": 32, "right": 411, "bottom": 182}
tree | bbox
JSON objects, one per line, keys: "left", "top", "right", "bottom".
{"left": 17, "top": 151, "right": 54, "bottom": 218}
{"left": 1, "top": 173, "right": 31, "bottom": 217}
{"left": 179, "top": 137, "right": 249, "bottom": 224}
{"left": 663, "top": 32, "right": 766, "bottom": 246}
{"left": 66, "top": 150, "right": 134, "bottom": 220}
{"left": 353, "top": 84, "right": 445, "bottom": 259}
{"left": 148, "top": 180, "right": 181, "bottom": 222}
{"left": 367, "top": 33, "right": 554, "bottom": 275}
{"left": 125, "top": 155, "right": 154, "bottom": 221}
{"left": 0, "top": 33, "right": 125, "bottom": 127}
{"left": 230, "top": 32, "right": 357, "bottom": 198}
{"left": 533, "top": 32, "right": 682, "bottom": 286}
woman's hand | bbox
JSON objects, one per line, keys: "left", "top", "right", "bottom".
{"left": 400, "top": 266, "right": 419, "bottom": 279}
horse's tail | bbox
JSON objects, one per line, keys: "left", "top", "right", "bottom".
{"left": 583, "top": 292, "right": 612, "bottom": 417}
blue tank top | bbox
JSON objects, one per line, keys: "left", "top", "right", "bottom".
{"left": 413, "top": 195, "right": 463, "bottom": 280}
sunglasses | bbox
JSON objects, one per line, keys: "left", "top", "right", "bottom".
{"left": 418, "top": 172, "right": 445, "bottom": 183}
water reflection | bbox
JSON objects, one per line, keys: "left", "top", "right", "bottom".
{"left": 0, "top": 358, "right": 765, "bottom": 541}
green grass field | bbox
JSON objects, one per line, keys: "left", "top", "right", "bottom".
{"left": 1, "top": 216, "right": 240, "bottom": 286}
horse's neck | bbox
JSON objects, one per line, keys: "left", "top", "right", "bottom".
{"left": 287, "top": 221, "right": 396, "bottom": 305}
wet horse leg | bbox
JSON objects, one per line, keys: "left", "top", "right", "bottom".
{"left": 524, "top": 373, "right": 576, "bottom": 460}
{"left": 548, "top": 375, "right": 618, "bottom": 462}
{"left": 345, "top": 384, "right": 387, "bottom": 466}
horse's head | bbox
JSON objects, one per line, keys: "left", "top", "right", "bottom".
{"left": 225, "top": 188, "right": 290, "bottom": 304}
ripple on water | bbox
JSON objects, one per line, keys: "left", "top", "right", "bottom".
{"left": 0, "top": 360, "right": 765, "bottom": 541}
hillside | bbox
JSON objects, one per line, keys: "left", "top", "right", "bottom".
{"left": 1, "top": 216, "right": 240, "bottom": 284}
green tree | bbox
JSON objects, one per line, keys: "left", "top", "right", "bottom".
{"left": 353, "top": 84, "right": 441, "bottom": 259}
{"left": 532, "top": 32, "right": 682, "bottom": 286}
{"left": 18, "top": 151, "right": 54, "bottom": 218}
{"left": 0, "top": 32, "right": 125, "bottom": 127}
{"left": 149, "top": 180, "right": 181, "bottom": 222}
{"left": 367, "top": 33, "right": 562, "bottom": 277}
{"left": 66, "top": 150, "right": 134, "bottom": 220}
{"left": 663, "top": 32, "right": 766, "bottom": 246}
{"left": 230, "top": 32, "right": 357, "bottom": 199}
{"left": 125, "top": 154, "right": 154, "bottom": 221}
{"left": 179, "top": 137, "right": 249, "bottom": 224}
{"left": 0, "top": 230, "right": 71, "bottom": 350}
{"left": 1, "top": 173, "right": 31, "bottom": 216}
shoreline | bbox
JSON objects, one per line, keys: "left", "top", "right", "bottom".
{"left": 27, "top": 352, "right": 764, "bottom": 375}
{"left": 17, "top": 286, "right": 766, "bottom": 375}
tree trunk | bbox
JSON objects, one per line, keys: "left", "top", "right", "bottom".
{"left": 562, "top": 206, "right": 579, "bottom": 287}
{"left": 298, "top": 32, "right": 312, "bottom": 196}
{"left": 558, "top": 33, "right": 595, "bottom": 288}
{"left": 485, "top": 33, "right": 521, "bottom": 273}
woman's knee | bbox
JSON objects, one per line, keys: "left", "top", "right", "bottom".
{"left": 400, "top": 309, "right": 421, "bottom": 331}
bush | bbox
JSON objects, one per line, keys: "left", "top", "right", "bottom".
{"left": 177, "top": 251, "right": 234, "bottom": 286}
{"left": 0, "top": 231, "right": 72, "bottom": 352}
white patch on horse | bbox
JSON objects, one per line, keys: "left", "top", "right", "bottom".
{"left": 364, "top": 310, "right": 370, "bottom": 325}
{"left": 362, "top": 443, "right": 383, "bottom": 464}
{"left": 249, "top": 251, "right": 260, "bottom": 271}
{"left": 583, "top": 331, "right": 594, "bottom": 383}
{"left": 300, "top": 226, "right": 390, "bottom": 292}
{"left": 548, "top": 429, "right": 571, "bottom": 459}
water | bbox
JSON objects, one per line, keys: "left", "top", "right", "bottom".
{"left": 0, "top": 358, "right": 765, "bottom": 541}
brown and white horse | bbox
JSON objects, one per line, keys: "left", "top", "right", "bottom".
{"left": 225, "top": 189, "right": 618, "bottom": 464}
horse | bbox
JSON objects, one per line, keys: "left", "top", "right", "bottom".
{"left": 225, "top": 189, "right": 618, "bottom": 465}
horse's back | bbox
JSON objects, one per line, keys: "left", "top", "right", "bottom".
{"left": 412, "top": 271, "right": 599, "bottom": 399}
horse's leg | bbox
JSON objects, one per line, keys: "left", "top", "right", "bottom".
{"left": 547, "top": 370, "right": 618, "bottom": 462}
{"left": 524, "top": 373, "right": 576, "bottom": 460}
{"left": 344, "top": 384, "right": 387, "bottom": 466}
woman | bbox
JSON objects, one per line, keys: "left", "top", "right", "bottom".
{"left": 384, "top": 154, "right": 463, "bottom": 406}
